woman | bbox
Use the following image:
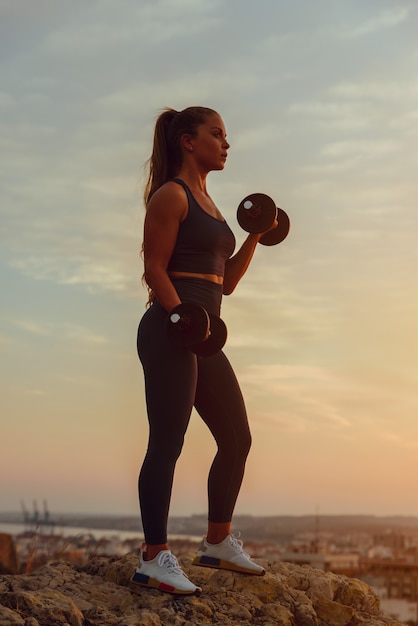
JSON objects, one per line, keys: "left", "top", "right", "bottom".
{"left": 133, "top": 106, "right": 274, "bottom": 595}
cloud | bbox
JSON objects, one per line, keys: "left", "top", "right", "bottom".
{"left": 38, "top": 0, "right": 222, "bottom": 57}
{"left": 0, "top": 333, "right": 13, "bottom": 347}
{"left": 287, "top": 73, "right": 418, "bottom": 140}
{"left": 11, "top": 318, "right": 109, "bottom": 346}
{"left": 342, "top": 7, "right": 411, "bottom": 38}
{"left": 329, "top": 80, "right": 418, "bottom": 102}
{"left": 9, "top": 256, "right": 136, "bottom": 295}
{"left": 60, "top": 323, "right": 109, "bottom": 345}
{"left": 22, "top": 388, "right": 46, "bottom": 397}
{"left": 381, "top": 432, "right": 418, "bottom": 451}
{"left": 238, "top": 362, "right": 352, "bottom": 433}
{"left": 320, "top": 139, "right": 400, "bottom": 160}
{"left": 13, "top": 320, "right": 50, "bottom": 335}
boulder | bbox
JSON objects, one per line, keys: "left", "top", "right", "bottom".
{"left": 0, "top": 552, "right": 405, "bottom": 625}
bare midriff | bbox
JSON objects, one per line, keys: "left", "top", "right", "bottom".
{"left": 168, "top": 271, "right": 223, "bottom": 285}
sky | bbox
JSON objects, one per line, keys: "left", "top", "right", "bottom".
{"left": 1, "top": 0, "right": 418, "bottom": 523}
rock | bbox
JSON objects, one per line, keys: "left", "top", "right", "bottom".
{"left": 0, "top": 534, "right": 18, "bottom": 575}
{"left": 0, "top": 552, "right": 405, "bottom": 626}
{"left": 0, "top": 604, "right": 26, "bottom": 625}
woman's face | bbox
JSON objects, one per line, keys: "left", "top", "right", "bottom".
{"left": 188, "top": 114, "right": 230, "bottom": 172}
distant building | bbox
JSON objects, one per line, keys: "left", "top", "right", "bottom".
{"left": 281, "top": 551, "right": 359, "bottom": 576}
{"left": 361, "top": 560, "right": 418, "bottom": 602}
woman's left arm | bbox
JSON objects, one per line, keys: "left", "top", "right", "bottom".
{"left": 222, "top": 233, "right": 262, "bottom": 295}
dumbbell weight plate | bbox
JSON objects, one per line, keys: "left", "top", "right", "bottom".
{"left": 167, "top": 302, "right": 210, "bottom": 348}
{"left": 259, "top": 208, "right": 290, "bottom": 246}
{"left": 192, "top": 314, "right": 228, "bottom": 357}
{"left": 237, "top": 193, "right": 277, "bottom": 234}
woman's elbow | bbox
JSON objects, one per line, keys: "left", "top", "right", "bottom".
{"left": 222, "top": 281, "right": 236, "bottom": 296}
{"left": 144, "top": 263, "right": 164, "bottom": 289}
{"left": 143, "top": 267, "right": 153, "bottom": 287}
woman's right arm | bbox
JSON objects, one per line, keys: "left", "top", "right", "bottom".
{"left": 142, "top": 183, "right": 187, "bottom": 312}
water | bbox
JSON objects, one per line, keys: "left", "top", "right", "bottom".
{"left": 0, "top": 522, "right": 200, "bottom": 543}
{"left": 0, "top": 522, "right": 142, "bottom": 540}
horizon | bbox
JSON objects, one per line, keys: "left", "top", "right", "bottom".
{"left": 4, "top": 508, "right": 418, "bottom": 521}
{"left": 2, "top": 1, "right": 418, "bottom": 519}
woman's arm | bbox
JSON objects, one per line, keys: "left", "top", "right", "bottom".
{"left": 223, "top": 214, "right": 279, "bottom": 295}
{"left": 142, "top": 183, "right": 188, "bottom": 312}
{"left": 222, "top": 233, "right": 261, "bottom": 295}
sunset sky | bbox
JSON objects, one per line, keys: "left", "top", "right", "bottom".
{"left": 1, "top": 0, "right": 418, "bottom": 523}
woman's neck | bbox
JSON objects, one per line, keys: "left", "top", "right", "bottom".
{"left": 176, "top": 166, "right": 208, "bottom": 195}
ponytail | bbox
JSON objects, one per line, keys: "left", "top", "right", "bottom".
{"left": 143, "top": 108, "right": 178, "bottom": 205}
{"left": 143, "top": 106, "right": 218, "bottom": 206}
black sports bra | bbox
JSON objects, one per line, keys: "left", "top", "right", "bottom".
{"left": 166, "top": 179, "right": 235, "bottom": 277}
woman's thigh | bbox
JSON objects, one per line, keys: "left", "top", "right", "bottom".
{"left": 194, "top": 351, "right": 251, "bottom": 448}
{"left": 138, "top": 304, "right": 198, "bottom": 446}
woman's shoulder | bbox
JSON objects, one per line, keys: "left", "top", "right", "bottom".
{"left": 151, "top": 180, "right": 187, "bottom": 200}
{"left": 146, "top": 180, "right": 188, "bottom": 221}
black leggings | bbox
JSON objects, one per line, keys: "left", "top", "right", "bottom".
{"left": 137, "top": 281, "right": 252, "bottom": 545}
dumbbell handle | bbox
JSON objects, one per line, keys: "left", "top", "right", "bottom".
{"left": 169, "top": 310, "right": 208, "bottom": 338}
{"left": 237, "top": 193, "right": 277, "bottom": 234}
{"left": 237, "top": 193, "right": 290, "bottom": 246}
{"left": 193, "top": 314, "right": 227, "bottom": 357}
{"left": 167, "top": 303, "right": 227, "bottom": 357}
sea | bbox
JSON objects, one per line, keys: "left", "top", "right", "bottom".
{"left": 0, "top": 522, "right": 200, "bottom": 543}
{"left": 0, "top": 522, "right": 141, "bottom": 540}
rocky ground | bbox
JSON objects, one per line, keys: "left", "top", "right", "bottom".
{"left": 0, "top": 551, "right": 406, "bottom": 626}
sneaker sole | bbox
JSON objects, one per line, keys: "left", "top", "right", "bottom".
{"left": 131, "top": 571, "right": 201, "bottom": 596}
{"left": 192, "top": 555, "right": 265, "bottom": 576}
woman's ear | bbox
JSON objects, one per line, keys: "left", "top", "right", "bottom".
{"left": 181, "top": 134, "right": 194, "bottom": 153}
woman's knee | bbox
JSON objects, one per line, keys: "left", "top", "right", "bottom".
{"left": 241, "top": 430, "right": 252, "bottom": 459}
{"left": 148, "top": 434, "right": 185, "bottom": 465}
{"left": 218, "top": 428, "right": 252, "bottom": 461}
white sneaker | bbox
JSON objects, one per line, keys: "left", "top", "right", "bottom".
{"left": 131, "top": 548, "right": 201, "bottom": 595}
{"left": 192, "top": 533, "right": 265, "bottom": 576}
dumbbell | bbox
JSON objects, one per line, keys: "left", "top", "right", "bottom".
{"left": 237, "top": 193, "right": 290, "bottom": 246}
{"left": 167, "top": 302, "right": 227, "bottom": 357}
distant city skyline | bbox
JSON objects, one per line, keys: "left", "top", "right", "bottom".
{"left": 2, "top": 0, "right": 418, "bottom": 518}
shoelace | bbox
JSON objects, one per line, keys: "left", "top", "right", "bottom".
{"left": 157, "top": 550, "right": 184, "bottom": 575}
{"left": 228, "top": 533, "right": 251, "bottom": 558}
